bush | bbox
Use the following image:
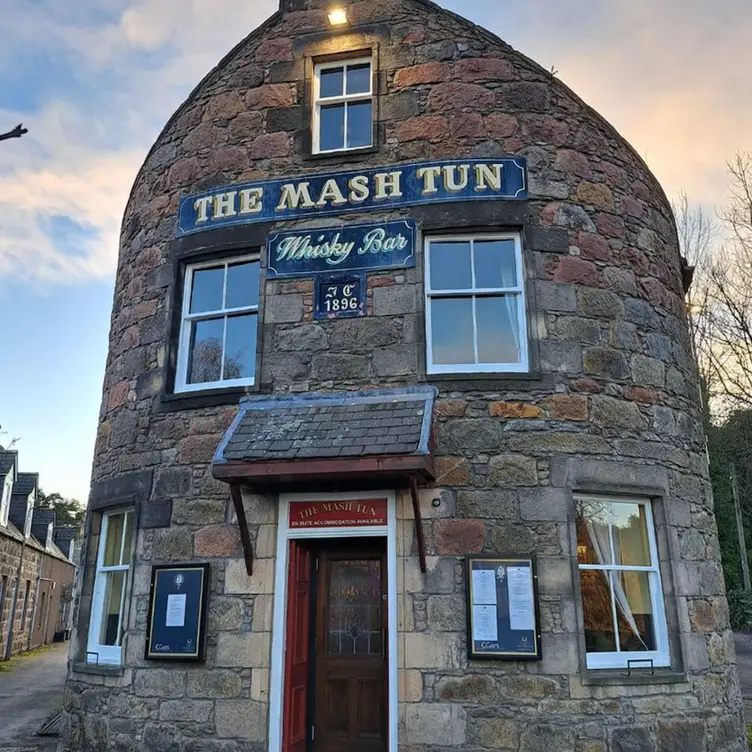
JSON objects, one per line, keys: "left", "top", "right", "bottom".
{"left": 727, "top": 588, "right": 752, "bottom": 631}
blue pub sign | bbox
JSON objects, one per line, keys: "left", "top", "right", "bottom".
{"left": 267, "top": 220, "right": 416, "bottom": 278}
{"left": 176, "top": 158, "right": 527, "bottom": 236}
{"left": 314, "top": 274, "right": 366, "bottom": 320}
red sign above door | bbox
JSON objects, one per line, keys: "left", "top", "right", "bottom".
{"left": 289, "top": 499, "right": 388, "bottom": 529}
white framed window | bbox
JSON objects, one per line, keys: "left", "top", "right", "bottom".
{"left": 0, "top": 474, "right": 11, "bottom": 527}
{"left": 313, "top": 57, "right": 373, "bottom": 154}
{"left": 176, "top": 256, "right": 260, "bottom": 393}
{"left": 575, "top": 495, "right": 670, "bottom": 670}
{"left": 88, "top": 510, "right": 134, "bottom": 665}
{"left": 425, "top": 233, "right": 529, "bottom": 374}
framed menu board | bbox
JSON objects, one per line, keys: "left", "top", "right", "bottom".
{"left": 466, "top": 556, "right": 542, "bottom": 661}
{"left": 145, "top": 563, "right": 210, "bottom": 662}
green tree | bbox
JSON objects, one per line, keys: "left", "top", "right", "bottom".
{"left": 37, "top": 489, "right": 86, "bottom": 531}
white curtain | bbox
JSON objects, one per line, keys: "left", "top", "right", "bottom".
{"left": 499, "top": 251, "right": 520, "bottom": 353}
{"left": 586, "top": 520, "right": 648, "bottom": 651}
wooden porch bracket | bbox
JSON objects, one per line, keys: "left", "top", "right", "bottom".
{"left": 410, "top": 475, "right": 427, "bottom": 574}
{"left": 230, "top": 484, "right": 254, "bottom": 576}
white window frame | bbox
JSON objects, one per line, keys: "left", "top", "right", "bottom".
{"left": 269, "top": 491, "right": 398, "bottom": 752}
{"left": 424, "top": 233, "right": 529, "bottom": 374}
{"left": 23, "top": 495, "right": 33, "bottom": 538}
{"left": 175, "top": 255, "right": 260, "bottom": 393}
{"left": 0, "top": 474, "right": 11, "bottom": 527}
{"left": 575, "top": 494, "right": 670, "bottom": 670}
{"left": 313, "top": 56, "right": 373, "bottom": 155}
{"left": 87, "top": 509, "right": 134, "bottom": 666}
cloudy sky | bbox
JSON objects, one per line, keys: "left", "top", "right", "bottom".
{"left": 0, "top": 0, "right": 749, "bottom": 501}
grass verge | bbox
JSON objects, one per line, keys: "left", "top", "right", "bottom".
{"left": 0, "top": 643, "right": 54, "bottom": 672}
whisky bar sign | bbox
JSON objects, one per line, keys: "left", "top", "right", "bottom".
{"left": 267, "top": 220, "right": 415, "bottom": 278}
{"left": 289, "top": 499, "right": 388, "bottom": 529}
{"left": 176, "top": 158, "right": 527, "bottom": 236}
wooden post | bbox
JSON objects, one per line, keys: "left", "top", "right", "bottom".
{"left": 731, "top": 462, "right": 751, "bottom": 591}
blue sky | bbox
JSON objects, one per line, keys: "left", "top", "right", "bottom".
{"left": 1, "top": 0, "right": 751, "bottom": 501}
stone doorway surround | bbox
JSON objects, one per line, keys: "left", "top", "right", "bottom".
{"left": 269, "top": 491, "right": 399, "bottom": 752}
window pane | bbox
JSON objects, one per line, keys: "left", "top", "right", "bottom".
{"left": 223, "top": 314, "right": 257, "bottom": 381}
{"left": 327, "top": 560, "right": 382, "bottom": 656}
{"left": 429, "top": 242, "right": 472, "bottom": 290}
{"left": 346, "top": 101, "right": 372, "bottom": 148}
{"left": 226, "top": 261, "right": 259, "bottom": 309}
{"left": 320, "top": 66, "right": 344, "bottom": 98}
{"left": 612, "top": 503, "right": 651, "bottom": 567}
{"left": 474, "top": 240, "right": 518, "bottom": 289}
{"left": 121, "top": 512, "right": 134, "bottom": 566}
{"left": 476, "top": 296, "right": 522, "bottom": 364}
{"left": 99, "top": 571, "right": 125, "bottom": 647}
{"left": 102, "top": 513, "right": 125, "bottom": 567}
{"left": 575, "top": 499, "right": 614, "bottom": 565}
{"left": 431, "top": 297, "right": 474, "bottom": 365}
{"left": 615, "top": 571, "right": 656, "bottom": 652}
{"left": 188, "top": 318, "right": 224, "bottom": 384}
{"left": 190, "top": 266, "right": 224, "bottom": 313}
{"left": 320, "top": 104, "right": 345, "bottom": 151}
{"left": 580, "top": 570, "right": 617, "bottom": 653}
{"left": 346, "top": 63, "right": 371, "bottom": 95}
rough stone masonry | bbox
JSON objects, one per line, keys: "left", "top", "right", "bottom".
{"left": 61, "top": 0, "right": 746, "bottom": 750}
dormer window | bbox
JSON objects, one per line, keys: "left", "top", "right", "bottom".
{"left": 313, "top": 57, "right": 373, "bottom": 154}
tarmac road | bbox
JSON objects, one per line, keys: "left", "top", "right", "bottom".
{"left": 0, "top": 642, "right": 68, "bottom": 752}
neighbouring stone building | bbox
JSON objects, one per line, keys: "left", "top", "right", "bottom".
{"left": 0, "top": 450, "right": 78, "bottom": 659}
{"left": 62, "top": 1, "right": 745, "bottom": 750}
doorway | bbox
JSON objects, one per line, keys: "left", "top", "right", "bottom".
{"left": 284, "top": 538, "right": 388, "bottom": 752}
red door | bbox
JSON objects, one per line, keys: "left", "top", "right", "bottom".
{"left": 282, "top": 541, "right": 312, "bottom": 752}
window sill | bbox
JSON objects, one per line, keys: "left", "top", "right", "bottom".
{"left": 159, "top": 386, "right": 255, "bottom": 412}
{"left": 303, "top": 145, "right": 379, "bottom": 163}
{"left": 425, "top": 370, "right": 543, "bottom": 384}
{"left": 72, "top": 662, "right": 125, "bottom": 677}
{"left": 581, "top": 667, "right": 687, "bottom": 686}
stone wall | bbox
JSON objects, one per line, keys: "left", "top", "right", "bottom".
{"left": 63, "top": 0, "right": 746, "bottom": 750}
{"left": 0, "top": 528, "right": 42, "bottom": 658}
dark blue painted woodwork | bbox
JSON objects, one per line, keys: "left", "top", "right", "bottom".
{"left": 177, "top": 159, "right": 527, "bottom": 235}
{"left": 267, "top": 220, "right": 415, "bottom": 278}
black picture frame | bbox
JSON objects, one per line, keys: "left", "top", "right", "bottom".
{"left": 145, "top": 563, "right": 210, "bottom": 662}
{"left": 465, "top": 555, "right": 542, "bottom": 661}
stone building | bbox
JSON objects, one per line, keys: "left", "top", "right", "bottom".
{"left": 0, "top": 450, "right": 78, "bottom": 659}
{"left": 62, "top": 1, "right": 745, "bottom": 750}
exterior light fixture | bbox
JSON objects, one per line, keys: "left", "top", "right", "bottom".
{"left": 328, "top": 7, "right": 348, "bottom": 26}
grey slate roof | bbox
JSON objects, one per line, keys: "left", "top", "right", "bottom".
{"left": 0, "top": 450, "right": 17, "bottom": 480}
{"left": 9, "top": 472, "right": 38, "bottom": 529}
{"left": 13, "top": 472, "right": 38, "bottom": 497}
{"left": 215, "top": 387, "right": 437, "bottom": 464}
{"left": 32, "top": 508, "right": 54, "bottom": 545}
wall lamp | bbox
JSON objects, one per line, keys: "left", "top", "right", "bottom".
{"left": 328, "top": 7, "right": 348, "bottom": 26}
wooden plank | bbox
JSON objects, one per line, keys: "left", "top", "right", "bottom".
{"left": 410, "top": 476, "right": 427, "bottom": 574}
{"left": 213, "top": 455, "right": 435, "bottom": 484}
{"left": 230, "top": 484, "right": 254, "bottom": 576}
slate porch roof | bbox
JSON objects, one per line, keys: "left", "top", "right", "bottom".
{"left": 213, "top": 387, "right": 437, "bottom": 485}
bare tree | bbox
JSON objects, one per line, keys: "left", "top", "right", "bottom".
{"left": 683, "top": 154, "right": 752, "bottom": 415}
{"left": 673, "top": 192, "right": 718, "bottom": 407}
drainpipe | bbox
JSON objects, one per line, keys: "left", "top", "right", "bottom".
{"left": 5, "top": 535, "right": 27, "bottom": 660}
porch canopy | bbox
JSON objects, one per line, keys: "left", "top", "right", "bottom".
{"left": 212, "top": 386, "right": 438, "bottom": 574}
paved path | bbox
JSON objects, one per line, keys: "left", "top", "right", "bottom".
{"left": 0, "top": 643, "right": 68, "bottom": 752}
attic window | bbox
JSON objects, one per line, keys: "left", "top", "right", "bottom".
{"left": 313, "top": 57, "right": 373, "bottom": 154}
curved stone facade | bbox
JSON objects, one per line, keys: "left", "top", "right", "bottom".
{"left": 63, "top": 1, "right": 745, "bottom": 750}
